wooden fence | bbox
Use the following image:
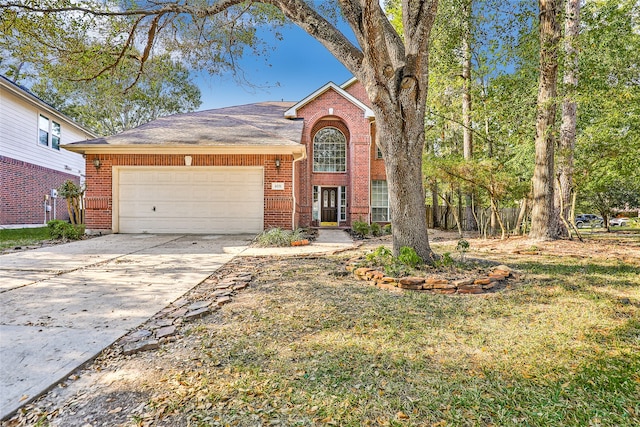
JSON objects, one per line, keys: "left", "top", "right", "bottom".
{"left": 425, "top": 205, "right": 521, "bottom": 234}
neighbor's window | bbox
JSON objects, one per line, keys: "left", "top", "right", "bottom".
{"left": 376, "top": 144, "right": 383, "bottom": 159}
{"left": 38, "top": 114, "right": 61, "bottom": 150}
{"left": 39, "top": 115, "right": 50, "bottom": 146}
{"left": 371, "top": 180, "right": 389, "bottom": 222}
{"left": 313, "top": 127, "right": 346, "bottom": 172}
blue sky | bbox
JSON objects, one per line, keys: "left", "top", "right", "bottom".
{"left": 195, "top": 25, "right": 354, "bottom": 110}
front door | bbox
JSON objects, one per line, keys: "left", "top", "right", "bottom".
{"left": 320, "top": 187, "right": 338, "bottom": 226}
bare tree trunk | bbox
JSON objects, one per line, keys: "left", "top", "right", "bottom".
{"left": 489, "top": 197, "right": 506, "bottom": 239}
{"left": 462, "top": 0, "right": 476, "bottom": 232}
{"left": 555, "top": 0, "right": 580, "bottom": 237}
{"left": 515, "top": 198, "right": 528, "bottom": 235}
{"left": 530, "top": 0, "right": 561, "bottom": 241}
{"left": 439, "top": 193, "right": 463, "bottom": 238}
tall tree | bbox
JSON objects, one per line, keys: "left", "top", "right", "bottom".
{"left": 555, "top": 0, "right": 580, "bottom": 236}
{"left": 1, "top": 0, "right": 440, "bottom": 261}
{"left": 529, "top": 0, "right": 561, "bottom": 240}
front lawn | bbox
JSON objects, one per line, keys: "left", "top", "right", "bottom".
{"left": 12, "top": 234, "right": 640, "bottom": 426}
{"left": 0, "top": 227, "right": 50, "bottom": 251}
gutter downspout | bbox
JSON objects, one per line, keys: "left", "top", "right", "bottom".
{"left": 291, "top": 149, "right": 307, "bottom": 229}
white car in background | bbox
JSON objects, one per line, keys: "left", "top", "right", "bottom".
{"left": 610, "top": 217, "right": 630, "bottom": 227}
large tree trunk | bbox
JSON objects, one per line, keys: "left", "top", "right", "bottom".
{"left": 530, "top": 0, "right": 561, "bottom": 241}
{"left": 375, "top": 106, "right": 435, "bottom": 262}
{"left": 555, "top": 0, "right": 580, "bottom": 237}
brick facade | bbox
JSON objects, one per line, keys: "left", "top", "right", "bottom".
{"left": 294, "top": 81, "right": 385, "bottom": 227}
{"left": 84, "top": 153, "right": 293, "bottom": 232}
{"left": 0, "top": 155, "right": 78, "bottom": 225}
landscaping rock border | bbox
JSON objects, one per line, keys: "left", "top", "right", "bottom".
{"left": 347, "top": 263, "right": 519, "bottom": 295}
{"left": 115, "top": 272, "right": 254, "bottom": 355}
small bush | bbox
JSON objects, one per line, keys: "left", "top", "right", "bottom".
{"left": 366, "top": 245, "right": 393, "bottom": 266}
{"left": 435, "top": 252, "right": 455, "bottom": 268}
{"left": 352, "top": 221, "right": 370, "bottom": 238}
{"left": 47, "top": 220, "right": 85, "bottom": 240}
{"left": 383, "top": 223, "right": 392, "bottom": 234}
{"left": 370, "top": 222, "right": 382, "bottom": 236}
{"left": 397, "top": 246, "right": 422, "bottom": 268}
{"left": 456, "top": 239, "right": 470, "bottom": 262}
{"left": 256, "top": 228, "right": 305, "bottom": 247}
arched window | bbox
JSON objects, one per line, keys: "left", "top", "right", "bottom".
{"left": 313, "top": 127, "right": 346, "bottom": 172}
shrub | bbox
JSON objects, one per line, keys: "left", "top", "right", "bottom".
{"left": 456, "top": 239, "right": 470, "bottom": 262}
{"left": 352, "top": 220, "right": 370, "bottom": 238}
{"left": 366, "top": 245, "right": 393, "bottom": 265}
{"left": 397, "top": 246, "right": 422, "bottom": 268}
{"left": 370, "top": 222, "right": 381, "bottom": 236}
{"left": 47, "top": 220, "right": 85, "bottom": 240}
{"left": 383, "top": 223, "right": 392, "bottom": 234}
{"left": 256, "top": 228, "right": 305, "bottom": 247}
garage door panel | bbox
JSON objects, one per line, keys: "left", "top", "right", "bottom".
{"left": 117, "top": 167, "right": 264, "bottom": 234}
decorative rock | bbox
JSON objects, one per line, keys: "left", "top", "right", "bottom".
{"left": 366, "top": 270, "right": 385, "bottom": 281}
{"left": 474, "top": 278, "right": 492, "bottom": 285}
{"left": 482, "top": 282, "right": 497, "bottom": 290}
{"left": 184, "top": 307, "right": 210, "bottom": 321}
{"left": 452, "top": 278, "right": 474, "bottom": 287}
{"left": 216, "top": 296, "right": 232, "bottom": 306}
{"left": 354, "top": 267, "right": 374, "bottom": 277}
{"left": 238, "top": 274, "right": 252, "bottom": 281}
{"left": 172, "top": 298, "right": 189, "bottom": 308}
{"left": 151, "top": 319, "right": 174, "bottom": 329}
{"left": 233, "top": 282, "right": 248, "bottom": 291}
{"left": 398, "top": 282, "right": 424, "bottom": 290}
{"left": 129, "top": 329, "right": 152, "bottom": 340}
{"left": 345, "top": 265, "right": 356, "bottom": 272}
{"left": 432, "top": 281, "right": 457, "bottom": 290}
{"left": 156, "top": 325, "right": 177, "bottom": 339}
{"left": 123, "top": 339, "right": 159, "bottom": 355}
{"left": 188, "top": 301, "right": 211, "bottom": 311}
{"left": 379, "top": 277, "right": 397, "bottom": 284}
{"left": 170, "top": 308, "right": 188, "bottom": 318}
{"left": 378, "top": 282, "right": 400, "bottom": 291}
{"left": 494, "top": 265, "right": 512, "bottom": 273}
{"left": 215, "top": 284, "right": 232, "bottom": 290}
{"left": 399, "top": 277, "right": 425, "bottom": 286}
{"left": 213, "top": 289, "right": 233, "bottom": 297}
{"left": 426, "top": 277, "right": 450, "bottom": 285}
{"left": 458, "top": 285, "right": 484, "bottom": 294}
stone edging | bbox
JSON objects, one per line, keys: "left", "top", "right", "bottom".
{"left": 347, "top": 264, "right": 519, "bottom": 295}
{"left": 117, "top": 272, "right": 253, "bottom": 355}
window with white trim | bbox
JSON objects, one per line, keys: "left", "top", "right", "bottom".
{"left": 38, "top": 114, "right": 61, "bottom": 150}
{"left": 313, "top": 127, "right": 346, "bottom": 172}
{"left": 371, "top": 180, "right": 390, "bottom": 222}
{"left": 340, "top": 186, "right": 347, "bottom": 221}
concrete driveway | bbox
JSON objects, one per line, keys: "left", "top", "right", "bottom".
{"left": 0, "top": 233, "right": 253, "bottom": 420}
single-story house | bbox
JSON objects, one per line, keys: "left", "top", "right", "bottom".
{"left": 0, "top": 75, "right": 96, "bottom": 226}
{"left": 64, "top": 78, "right": 389, "bottom": 234}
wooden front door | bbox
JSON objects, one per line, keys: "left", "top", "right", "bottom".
{"left": 320, "top": 187, "right": 338, "bottom": 225}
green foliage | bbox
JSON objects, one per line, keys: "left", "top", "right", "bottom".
{"left": 369, "top": 222, "right": 381, "bottom": 237}
{"left": 456, "top": 238, "right": 470, "bottom": 261}
{"left": 383, "top": 223, "right": 392, "bottom": 234}
{"left": 351, "top": 221, "right": 370, "bottom": 238}
{"left": 57, "top": 180, "right": 83, "bottom": 199}
{"left": 256, "top": 228, "right": 304, "bottom": 247}
{"left": 397, "top": 246, "right": 422, "bottom": 268}
{"left": 47, "top": 220, "right": 85, "bottom": 240}
{"left": 434, "top": 252, "right": 455, "bottom": 268}
{"left": 365, "top": 246, "right": 393, "bottom": 266}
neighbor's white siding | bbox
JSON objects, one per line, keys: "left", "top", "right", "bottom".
{"left": 0, "top": 83, "right": 91, "bottom": 179}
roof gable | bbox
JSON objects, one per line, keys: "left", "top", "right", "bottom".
{"left": 284, "top": 81, "right": 374, "bottom": 119}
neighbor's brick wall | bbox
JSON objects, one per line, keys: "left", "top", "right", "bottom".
{"left": 295, "top": 87, "right": 374, "bottom": 226}
{"left": 370, "top": 124, "right": 387, "bottom": 181}
{"left": 0, "top": 155, "right": 78, "bottom": 225}
{"left": 84, "top": 153, "right": 294, "bottom": 232}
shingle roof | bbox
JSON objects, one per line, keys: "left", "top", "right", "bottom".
{"left": 68, "top": 102, "right": 303, "bottom": 147}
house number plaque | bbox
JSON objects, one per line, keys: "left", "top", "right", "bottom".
{"left": 271, "top": 182, "right": 285, "bottom": 190}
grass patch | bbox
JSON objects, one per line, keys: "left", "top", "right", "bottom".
{"left": 0, "top": 227, "right": 50, "bottom": 251}
{"left": 143, "top": 248, "right": 639, "bottom": 426}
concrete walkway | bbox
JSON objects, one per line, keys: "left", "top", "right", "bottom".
{"left": 0, "top": 234, "right": 252, "bottom": 420}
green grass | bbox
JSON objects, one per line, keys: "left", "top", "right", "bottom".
{"left": 142, "top": 247, "right": 639, "bottom": 426}
{"left": 0, "top": 227, "right": 50, "bottom": 250}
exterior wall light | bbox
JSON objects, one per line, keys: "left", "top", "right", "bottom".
{"left": 93, "top": 158, "right": 101, "bottom": 169}
{"left": 275, "top": 158, "right": 281, "bottom": 169}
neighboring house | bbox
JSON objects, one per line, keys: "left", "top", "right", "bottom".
{"left": 64, "top": 78, "right": 388, "bottom": 234}
{"left": 0, "top": 75, "right": 96, "bottom": 226}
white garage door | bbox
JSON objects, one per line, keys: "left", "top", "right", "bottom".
{"left": 117, "top": 167, "right": 264, "bottom": 234}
